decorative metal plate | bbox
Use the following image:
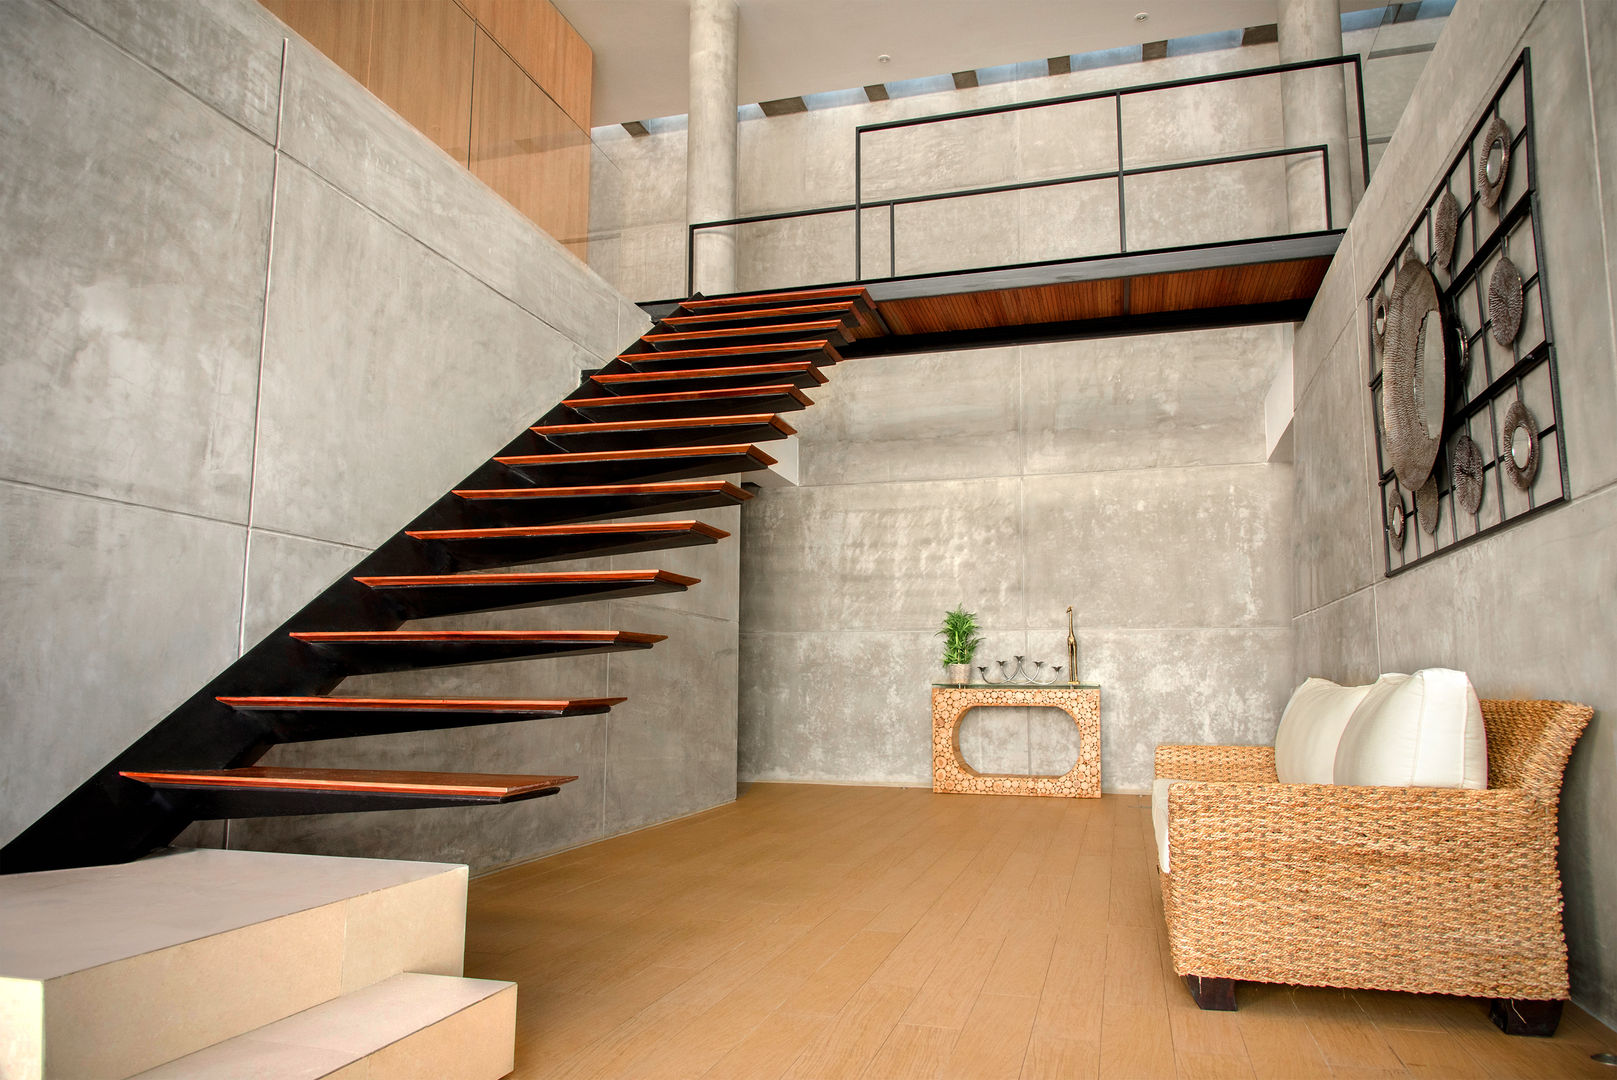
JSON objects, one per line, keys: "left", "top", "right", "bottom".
{"left": 1434, "top": 190, "right": 1460, "bottom": 268}
{"left": 1452, "top": 434, "right": 1484, "bottom": 515}
{"left": 1478, "top": 115, "right": 1511, "bottom": 209}
{"left": 1386, "top": 486, "right": 1407, "bottom": 549}
{"left": 1501, "top": 399, "right": 1540, "bottom": 490}
{"left": 1382, "top": 254, "right": 1447, "bottom": 489}
{"left": 1416, "top": 475, "right": 1440, "bottom": 535}
{"left": 1489, "top": 254, "right": 1524, "bottom": 344}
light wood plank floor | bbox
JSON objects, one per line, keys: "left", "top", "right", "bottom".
{"left": 465, "top": 783, "right": 1617, "bottom": 1079}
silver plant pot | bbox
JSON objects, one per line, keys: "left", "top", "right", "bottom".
{"left": 945, "top": 664, "right": 972, "bottom": 686}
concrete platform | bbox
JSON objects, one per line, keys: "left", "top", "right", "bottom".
{"left": 0, "top": 848, "right": 469, "bottom": 1080}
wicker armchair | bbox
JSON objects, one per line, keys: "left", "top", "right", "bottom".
{"left": 1154, "top": 699, "right": 1592, "bottom": 1035}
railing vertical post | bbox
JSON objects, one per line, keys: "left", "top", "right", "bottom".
{"left": 889, "top": 204, "right": 897, "bottom": 278}
{"left": 854, "top": 129, "right": 864, "bottom": 281}
{"left": 686, "top": 223, "right": 697, "bottom": 298}
{"left": 1321, "top": 145, "right": 1333, "bottom": 230}
{"left": 1353, "top": 57, "right": 1370, "bottom": 195}
{"left": 1114, "top": 91, "right": 1127, "bottom": 252}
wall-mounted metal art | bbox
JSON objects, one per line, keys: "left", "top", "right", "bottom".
{"left": 1478, "top": 115, "right": 1512, "bottom": 209}
{"left": 1382, "top": 253, "right": 1447, "bottom": 490}
{"left": 1416, "top": 476, "right": 1441, "bottom": 535}
{"left": 1368, "top": 50, "right": 1568, "bottom": 577}
{"left": 1452, "top": 434, "right": 1485, "bottom": 514}
{"left": 1502, "top": 399, "right": 1540, "bottom": 489}
{"left": 1489, "top": 254, "right": 1524, "bottom": 344}
{"left": 1434, "top": 190, "right": 1460, "bottom": 268}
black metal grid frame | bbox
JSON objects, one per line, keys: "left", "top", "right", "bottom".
{"left": 686, "top": 54, "right": 1368, "bottom": 297}
{"left": 1367, "top": 49, "right": 1568, "bottom": 578}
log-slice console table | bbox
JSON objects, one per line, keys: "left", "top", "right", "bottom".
{"left": 931, "top": 684, "right": 1101, "bottom": 798}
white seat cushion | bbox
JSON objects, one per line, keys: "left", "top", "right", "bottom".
{"left": 1274, "top": 677, "right": 1374, "bottom": 784}
{"left": 1151, "top": 778, "right": 1178, "bottom": 873}
{"left": 1333, "top": 669, "right": 1488, "bottom": 789}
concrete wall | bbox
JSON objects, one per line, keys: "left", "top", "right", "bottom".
{"left": 1287, "top": 0, "right": 1617, "bottom": 1026}
{"left": 738, "top": 325, "right": 1296, "bottom": 793}
{"left": 0, "top": 0, "right": 745, "bottom": 873}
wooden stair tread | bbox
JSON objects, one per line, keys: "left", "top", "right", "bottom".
{"left": 497, "top": 444, "right": 777, "bottom": 467}
{"left": 561, "top": 385, "right": 813, "bottom": 408}
{"left": 615, "top": 341, "right": 839, "bottom": 364}
{"left": 120, "top": 767, "right": 576, "bottom": 798}
{"left": 356, "top": 570, "right": 699, "bottom": 587}
{"left": 593, "top": 363, "right": 827, "bottom": 387}
{"left": 219, "top": 696, "right": 627, "bottom": 711}
{"left": 455, "top": 480, "right": 749, "bottom": 501}
{"left": 294, "top": 630, "right": 665, "bottom": 644}
{"left": 408, "top": 521, "right": 730, "bottom": 541}
{"left": 660, "top": 302, "right": 855, "bottom": 327}
{"left": 531, "top": 415, "right": 795, "bottom": 437}
{"left": 642, "top": 320, "right": 847, "bottom": 345}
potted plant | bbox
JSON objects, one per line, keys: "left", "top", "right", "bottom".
{"left": 937, "top": 604, "right": 984, "bottom": 686}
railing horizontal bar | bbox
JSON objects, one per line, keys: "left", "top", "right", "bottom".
{"left": 855, "top": 54, "right": 1362, "bottom": 134}
{"left": 1121, "top": 143, "right": 1327, "bottom": 179}
{"left": 689, "top": 145, "right": 1330, "bottom": 233}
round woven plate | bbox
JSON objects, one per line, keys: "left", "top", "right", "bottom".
{"left": 1452, "top": 433, "right": 1484, "bottom": 515}
{"left": 1386, "top": 486, "right": 1407, "bottom": 550}
{"left": 1416, "top": 475, "right": 1441, "bottom": 535}
{"left": 1478, "top": 115, "right": 1511, "bottom": 210}
{"left": 1501, "top": 399, "right": 1540, "bottom": 490}
{"left": 1433, "top": 190, "right": 1460, "bottom": 268}
{"left": 1489, "top": 254, "right": 1524, "bottom": 345}
{"left": 1382, "top": 254, "right": 1447, "bottom": 489}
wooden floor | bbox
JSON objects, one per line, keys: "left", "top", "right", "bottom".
{"left": 465, "top": 784, "right": 1616, "bottom": 1079}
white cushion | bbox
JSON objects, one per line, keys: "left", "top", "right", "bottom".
{"left": 1151, "top": 778, "right": 1178, "bottom": 873}
{"left": 1274, "top": 677, "right": 1374, "bottom": 784}
{"left": 1333, "top": 669, "right": 1488, "bottom": 789}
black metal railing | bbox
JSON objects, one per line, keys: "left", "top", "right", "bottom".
{"left": 687, "top": 54, "right": 1368, "bottom": 296}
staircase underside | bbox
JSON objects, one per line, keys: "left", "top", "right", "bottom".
{"left": 643, "top": 232, "right": 1339, "bottom": 356}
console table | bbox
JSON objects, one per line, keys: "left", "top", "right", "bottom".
{"left": 931, "top": 684, "right": 1101, "bottom": 798}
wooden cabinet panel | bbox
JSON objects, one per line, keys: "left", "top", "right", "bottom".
{"left": 459, "top": 0, "right": 592, "bottom": 130}
{"left": 260, "top": 0, "right": 374, "bottom": 84}
{"left": 367, "top": 0, "right": 476, "bottom": 165}
{"left": 471, "top": 27, "right": 590, "bottom": 259}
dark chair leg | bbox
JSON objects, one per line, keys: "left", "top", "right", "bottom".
{"left": 1185, "top": 975, "right": 1237, "bottom": 1011}
{"left": 1489, "top": 998, "right": 1562, "bottom": 1036}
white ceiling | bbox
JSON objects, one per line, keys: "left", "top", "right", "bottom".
{"left": 554, "top": 0, "right": 1379, "bottom": 127}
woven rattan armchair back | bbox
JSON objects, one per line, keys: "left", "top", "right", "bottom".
{"left": 1480, "top": 699, "right": 1594, "bottom": 800}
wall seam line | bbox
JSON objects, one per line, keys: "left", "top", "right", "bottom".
{"left": 238, "top": 39, "right": 288, "bottom": 662}
{"left": 0, "top": 477, "right": 246, "bottom": 530}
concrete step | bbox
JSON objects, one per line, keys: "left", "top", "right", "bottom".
{"left": 129, "top": 973, "right": 516, "bottom": 1080}
{"left": 0, "top": 847, "right": 469, "bottom": 1080}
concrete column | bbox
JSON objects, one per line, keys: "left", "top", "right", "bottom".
{"left": 687, "top": 0, "right": 738, "bottom": 295}
{"left": 1278, "top": 0, "right": 1353, "bottom": 231}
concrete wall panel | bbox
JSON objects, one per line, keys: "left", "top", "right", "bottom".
{"left": 0, "top": 0, "right": 272, "bottom": 522}
{"left": 51, "top": 0, "right": 286, "bottom": 140}
{"left": 252, "top": 159, "right": 585, "bottom": 550}
{"left": 1021, "top": 326, "right": 1275, "bottom": 474}
{"left": 0, "top": 484, "right": 246, "bottom": 847}
{"left": 798, "top": 349, "right": 1022, "bottom": 487}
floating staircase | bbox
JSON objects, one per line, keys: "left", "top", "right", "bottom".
{"left": 0, "top": 286, "right": 872, "bottom": 875}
